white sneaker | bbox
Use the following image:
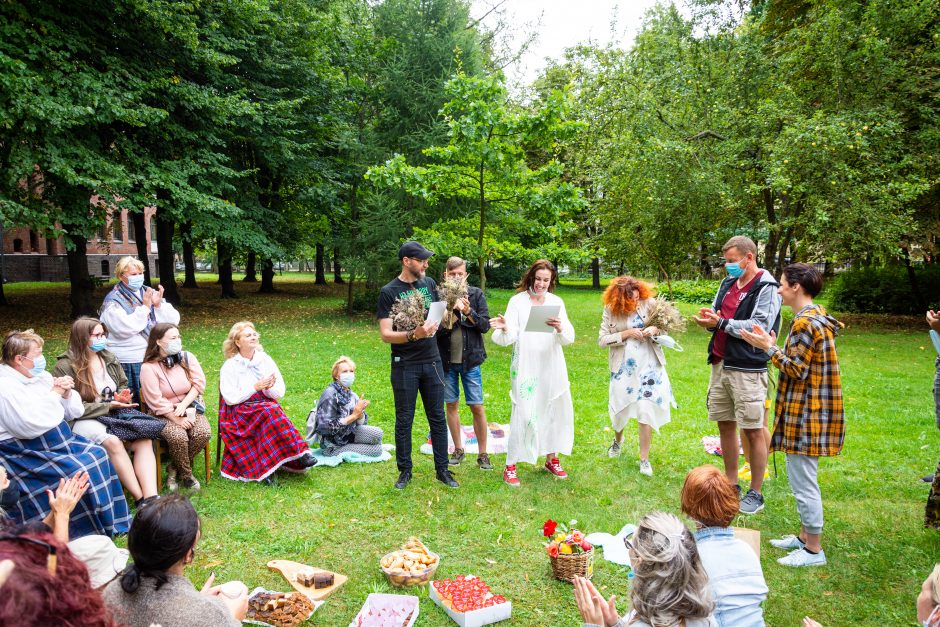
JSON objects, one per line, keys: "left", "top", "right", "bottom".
{"left": 607, "top": 439, "right": 622, "bottom": 458}
{"left": 777, "top": 548, "right": 827, "bottom": 567}
{"left": 770, "top": 535, "right": 805, "bottom": 550}
{"left": 639, "top": 460, "right": 653, "bottom": 476}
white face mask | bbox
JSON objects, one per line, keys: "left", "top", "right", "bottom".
{"left": 338, "top": 372, "right": 355, "bottom": 387}
{"left": 652, "top": 334, "right": 683, "bottom": 352}
{"left": 164, "top": 339, "right": 182, "bottom": 355}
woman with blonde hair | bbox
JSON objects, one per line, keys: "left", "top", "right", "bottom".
{"left": 309, "top": 356, "right": 383, "bottom": 457}
{"left": 574, "top": 511, "right": 715, "bottom": 627}
{"left": 598, "top": 276, "right": 675, "bottom": 476}
{"left": 140, "top": 323, "right": 212, "bottom": 492}
{"left": 53, "top": 317, "right": 162, "bottom": 508}
{"left": 218, "top": 322, "right": 315, "bottom": 483}
{"left": 99, "top": 256, "right": 180, "bottom": 403}
{"left": 0, "top": 329, "right": 130, "bottom": 538}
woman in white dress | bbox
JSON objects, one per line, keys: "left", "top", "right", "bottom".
{"left": 598, "top": 276, "right": 675, "bottom": 476}
{"left": 490, "top": 260, "right": 575, "bottom": 487}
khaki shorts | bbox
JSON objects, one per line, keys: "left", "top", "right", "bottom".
{"left": 707, "top": 363, "right": 768, "bottom": 429}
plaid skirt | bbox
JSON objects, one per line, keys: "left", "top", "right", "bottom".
{"left": 0, "top": 422, "right": 131, "bottom": 539}
{"left": 97, "top": 407, "right": 166, "bottom": 441}
{"left": 218, "top": 392, "right": 309, "bottom": 481}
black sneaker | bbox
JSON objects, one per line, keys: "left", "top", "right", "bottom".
{"left": 135, "top": 495, "right": 160, "bottom": 510}
{"left": 436, "top": 469, "right": 459, "bottom": 488}
{"left": 739, "top": 489, "right": 765, "bottom": 515}
{"left": 297, "top": 452, "right": 318, "bottom": 468}
{"left": 448, "top": 448, "right": 465, "bottom": 466}
{"left": 394, "top": 471, "right": 412, "bottom": 490}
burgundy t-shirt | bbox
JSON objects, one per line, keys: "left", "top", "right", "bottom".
{"left": 711, "top": 274, "right": 759, "bottom": 362}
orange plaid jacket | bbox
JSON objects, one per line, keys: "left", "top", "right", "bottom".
{"left": 768, "top": 305, "right": 845, "bottom": 457}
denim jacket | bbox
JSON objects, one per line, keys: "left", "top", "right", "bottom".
{"left": 695, "top": 527, "right": 768, "bottom": 627}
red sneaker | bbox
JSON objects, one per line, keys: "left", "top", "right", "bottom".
{"left": 544, "top": 457, "right": 568, "bottom": 479}
{"left": 503, "top": 464, "right": 520, "bottom": 487}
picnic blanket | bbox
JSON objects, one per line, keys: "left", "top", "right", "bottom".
{"left": 585, "top": 523, "right": 636, "bottom": 567}
{"left": 419, "top": 423, "right": 510, "bottom": 456}
{"left": 309, "top": 447, "right": 392, "bottom": 467}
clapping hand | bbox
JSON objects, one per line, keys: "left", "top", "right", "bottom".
{"left": 115, "top": 389, "right": 132, "bottom": 404}
{"left": 572, "top": 576, "right": 619, "bottom": 627}
{"left": 692, "top": 308, "right": 720, "bottom": 329}
{"left": 928, "top": 310, "right": 940, "bottom": 332}
{"left": 739, "top": 324, "right": 776, "bottom": 351}
{"left": 151, "top": 284, "right": 165, "bottom": 308}
{"left": 490, "top": 314, "right": 507, "bottom": 330}
{"left": 51, "top": 376, "right": 74, "bottom": 397}
{"left": 47, "top": 471, "right": 90, "bottom": 518}
{"left": 355, "top": 398, "right": 370, "bottom": 412}
{"left": 255, "top": 373, "right": 276, "bottom": 391}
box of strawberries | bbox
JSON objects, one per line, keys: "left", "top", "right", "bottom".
{"left": 429, "top": 575, "right": 511, "bottom": 627}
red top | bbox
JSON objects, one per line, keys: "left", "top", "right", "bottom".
{"left": 711, "top": 274, "right": 760, "bottom": 361}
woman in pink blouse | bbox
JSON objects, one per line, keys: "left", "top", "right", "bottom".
{"left": 139, "top": 323, "right": 211, "bottom": 492}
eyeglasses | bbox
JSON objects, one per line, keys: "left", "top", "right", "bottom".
{"left": 622, "top": 533, "right": 635, "bottom": 552}
{"left": 0, "top": 534, "right": 57, "bottom": 576}
{"left": 100, "top": 386, "right": 115, "bottom": 401}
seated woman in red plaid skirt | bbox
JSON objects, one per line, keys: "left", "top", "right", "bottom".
{"left": 218, "top": 322, "right": 316, "bottom": 485}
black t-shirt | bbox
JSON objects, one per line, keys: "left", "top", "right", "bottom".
{"left": 376, "top": 276, "right": 441, "bottom": 364}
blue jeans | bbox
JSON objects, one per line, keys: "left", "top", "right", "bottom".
{"left": 391, "top": 360, "right": 448, "bottom": 474}
{"left": 443, "top": 364, "right": 484, "bottom": 405}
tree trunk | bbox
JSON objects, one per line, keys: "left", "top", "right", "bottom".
{"left": 243, "top": 251, "right": 258, "bottom": 282}
{"left": 315, "top": 243, "right": 327, "bottom": 285}
{"left": 477, "top": 168, "right": 487, "bottom": 291}
{"left": 902, "top": 245, "right": 927, "bottom": 312}
{"left": 259, "top": 258, "right": 276, "bottom": 293}
{"left": 0, "top": 276, "right": 6, "bottom": 306}
{"left": 591, "top": 257, "right": 600, "bottom": 289}
{"left": 762, "top": 188, "right": 780, "bottom": 274}
{"left": 180, "top": 221, "right": 197, "bottom": 288}
{"left": 217, "top": 238, "right": 237, "bottom": 299}
{"left": 63, "top": 226, "right": 97, "bottom": 318}
{"left": 131, "top": 210, "right": 152, "bottom": 287}
{"left": 333, "top": 247, "right": 344, "bottom": 283}
{"left": 345, "top": 182, "right": 360, "bottom": 316}
{"left": 698, "top": 242, "right": 711, "bottom": 277}
{"left": 155, "top": 201, "right": 180, "bottom": 305}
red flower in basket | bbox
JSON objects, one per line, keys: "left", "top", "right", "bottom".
{"left": 570, "top": 530, "right": 585, "bottom": 543}
{"left": 547, "top": 541, "right": 560, "bottom": 557}
{"left": 543, "top": 519, "right": 558, "bottom": 537}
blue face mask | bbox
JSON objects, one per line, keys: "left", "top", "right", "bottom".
{"left": 127, "top": 274, "right": 145, "bottom": 290}
{"left": 339, "top": 372, "right": 355, "bottom": 388}
{"left": 725, "top": 261, "right": 745, "bottom": 279}
{"left": 27, "top": 354, "right": 46, "bottom": 377}
{"left": 90, "top": 337, "right": 108, "bottom": 352}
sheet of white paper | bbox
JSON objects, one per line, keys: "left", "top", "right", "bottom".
{"left": 426, "top": 301, "right": 446, "bottom": 325}
{"left": 524, "top": 305, "right": 561, "bottom": 333}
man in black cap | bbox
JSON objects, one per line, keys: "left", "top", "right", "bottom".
{"left": 376, "top": 241, "right": 459, "bottom": 489}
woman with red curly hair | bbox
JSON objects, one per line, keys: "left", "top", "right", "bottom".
{"left": 0, "top": 530, "right": 117, "bottom": 626}
{"left": 598, "top": 276, "right": 675, "bottom": 476}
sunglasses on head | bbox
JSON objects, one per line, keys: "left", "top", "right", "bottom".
{"left": 0, "top": 534, "right": 57, "bottom": 576}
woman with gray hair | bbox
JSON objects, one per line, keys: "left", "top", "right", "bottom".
{"left": 573, "top": 511, "right": 716, "bottom": 627}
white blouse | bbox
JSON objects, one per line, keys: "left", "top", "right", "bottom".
{"left": 219, "top": 349, "right": 286, "bottom": 406}
{"left": 0, "top": 364, "right": 84, "bottom": 441}
{"left": 100, "top": 298, "right": 180, "bottom": 364}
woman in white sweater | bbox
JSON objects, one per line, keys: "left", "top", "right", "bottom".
{"left": 218, "top": 321, "right": 316, "bottom": 484}
{"left": 0, "top": 329, "right": 130, "bottom": 538}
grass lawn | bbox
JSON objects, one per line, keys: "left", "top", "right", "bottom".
{"left": 2, "top": 275, "right": 938, "bottom": 626}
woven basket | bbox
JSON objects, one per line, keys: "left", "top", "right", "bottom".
{"left": 549, "top": 549, "right": 594, "bottom": 582}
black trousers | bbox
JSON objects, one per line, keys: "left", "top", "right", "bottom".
{"left": 391, "top": 360, "right": 448, "bottom": 473}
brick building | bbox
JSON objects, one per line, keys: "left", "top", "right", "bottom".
{"left": 1, "top": 206, "right": 157, "bottom": 282}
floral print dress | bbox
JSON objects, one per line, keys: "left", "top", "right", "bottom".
{"left": 608, "top": 312, "right": 675, "bottom": 432}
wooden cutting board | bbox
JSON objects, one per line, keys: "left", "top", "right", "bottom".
{"left": 266, "top": 559, "right": 348, "bottom": 602}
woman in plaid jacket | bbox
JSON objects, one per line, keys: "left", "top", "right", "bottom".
{"left": 741, "top": 263, "right": 844, "bottom": 569}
